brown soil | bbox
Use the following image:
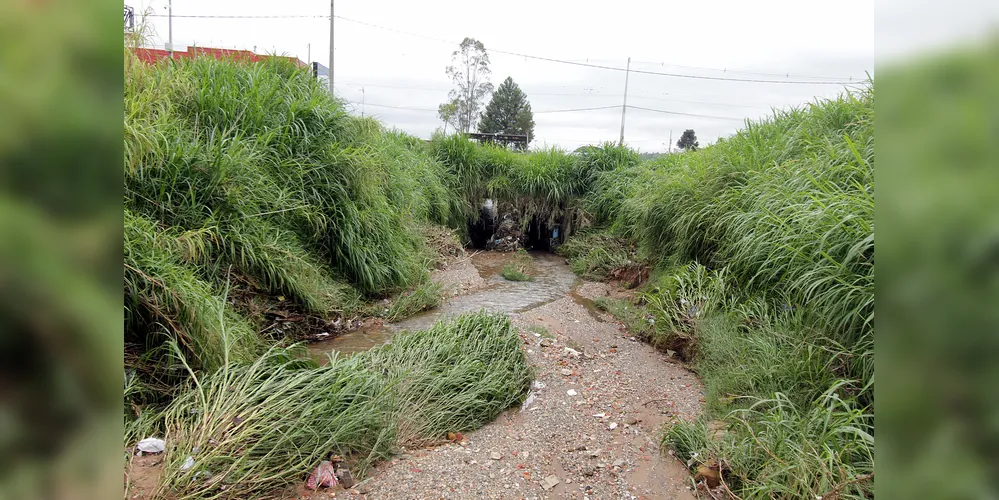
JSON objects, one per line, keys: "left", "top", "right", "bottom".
{"left": 125, "top": 452, "right": 164, "bottom": 500}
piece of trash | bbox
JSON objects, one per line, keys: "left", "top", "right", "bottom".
{"left": 592, "top": 413, "right": 606, "bottom": 418}
{"left": 181, "top": 456, "right": 196, "bottom": 470}
{"left": 136, "top": 437, "right": 165, "bottom": 454}
{"left": 521, "top": 392, "right": 537, "bottom": 411}
{"left": 608, "top": 422, "right": 618, "bottom": 430}
{"left": 542, "top": 475, "right": 561, "bottom": 490}
{"left": 566, "top": 389, "right": 578, "bottom": 396}
{"left": 306, "top": 461, "right": 338, "bottom": 490}
{"left": 490, "top": 451, "right": 503, "bottom": 460}
{"left": 532, "top": 380, "right": 546, "bottom": 391}
{"left": 564, "top": 347, "right": 580, "bottom": 357}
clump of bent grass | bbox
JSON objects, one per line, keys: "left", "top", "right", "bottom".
{"left": 376, "top": 279, "right": 445, "bottom": 322}
{"left": 500, "top": 250, "right": 534, "bottom": 281}
{"left": 557, "top": 228, "right": 638, "bottom": 280}
{"left": 156, "top": 311, "right": 531, "bottom": 499}
{"left": 664, "top": 381, "right": 873, "bottom": 499}
{"left": 363, "top": 312, "right": 533, "bottom": 444}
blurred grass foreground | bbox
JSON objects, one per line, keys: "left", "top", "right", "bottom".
{"left": 0, "top": 0, "right": 998, "bottom": 497}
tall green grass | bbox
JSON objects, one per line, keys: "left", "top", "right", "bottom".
{"left": 124, "top": 54, "right": 471, "bottom": 400}
{"left": 571, "top": 87, "right": 875, "bottom": 497}
{"left": 429, "top": 137, "right": 637, "bottom": 238}
{"left": 156, "top": 312, "right": 531, "bottom": 499}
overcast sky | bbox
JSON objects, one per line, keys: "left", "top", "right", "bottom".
{"left": 135, "top": 0, "right": 882, "bottom": 152}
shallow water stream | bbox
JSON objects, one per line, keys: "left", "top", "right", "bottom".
{"left": 307, "top": 252, "right": 580, "bottom": 360}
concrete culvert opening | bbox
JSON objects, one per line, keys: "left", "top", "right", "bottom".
{"left": 524, "top": 216, "right": 561, "bottom": 252}
{"left": 468, "top": 199, "right": 497, "bottom": 249}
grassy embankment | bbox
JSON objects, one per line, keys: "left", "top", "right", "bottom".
{"left": 124, "top": 53, "right": 472, "bottom": 399}
{"left": 124, "top": 46, "right": 873, "bottom": 498}
{"left": 564, "top": 89, "right": 874, "bottom": 498}
{"left": 124, "top": 53, "right": 539, "bottom": 498}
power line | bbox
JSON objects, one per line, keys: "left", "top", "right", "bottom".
{"left": 348, "top": 102, "right": 437, "bottom": 112}
{"left": 626, "top": 59, "right": 857, "bottom": 81}
{"left": 625, "top": 105, "right": 745, "bottom": 121}
{"left": 150, "top": 12, "right": 859, "bottom": 85}
{"left": 338, "top": 81, "right": 778, "bottom": 109}
{"left": 330, "top": 15, "right": 856, "bottom": 85}
{"left": 353, "top": 103, "right": 624, "bottom": 114}
{"left": 627, "top": 94, "right": 764, "bottom": 109}
{"left": 147, "top": 13, "right": 326, "bottom": 19}
{"left": 352, "top": 101, "right": 746, "bottom": 122}
{"left": 533, "top": 106, "right": 621, "bottom": 114}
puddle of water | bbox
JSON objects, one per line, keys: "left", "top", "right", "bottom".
{"left": 307, "top": 325, "right": 394, "bottom": 363}
{"left": 307, "top": 251, "right": 579, "bottom": 360}
{"left": 568, "top": 289, "right": 607, "bottom": 322}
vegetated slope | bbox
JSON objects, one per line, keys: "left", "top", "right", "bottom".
{"left": 575, "top": 87, "right": 874, "bottom": 498}
{"left": 429, "top": 134, "right": 640, "bottom": 239}
{"left": 156, "top": 312, "right": 531, "bottom": 499}
{"left": 124, "top": 54, "right": 471, "bottom": 403}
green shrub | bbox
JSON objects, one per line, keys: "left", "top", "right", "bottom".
{"left": 500, "top": 250, "right": 534, "bottom": 281}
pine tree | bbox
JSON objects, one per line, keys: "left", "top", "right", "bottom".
{"left": 676, "top": 129, "right": 699, "bottom": 151}
{"left": 478, "top": 77, "right": 535, "bottom": 149}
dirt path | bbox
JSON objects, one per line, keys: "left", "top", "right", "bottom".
{"left": 353, "top": 280, "right": 704, "bottom": 499}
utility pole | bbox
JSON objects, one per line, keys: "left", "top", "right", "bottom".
{"left": 618, "top": 57, "right": 631, "bottom": 146}
{"left": 329, "top": 0, "right": 335, "bottom": 95}
{"left": 167, "top": 0, "right": 173, "bottom": 57}
{"left": 307, "top": 43, "right": 310, "bottom": 65}
{"left": 668, "top": 129, "right": 673, "bottom": 153}
{"left": 361, "top": 87, "right": 365, "bottom": 117}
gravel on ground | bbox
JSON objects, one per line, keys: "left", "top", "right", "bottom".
{"left": 345, "top": 281, "right": 705, "bottom": 500}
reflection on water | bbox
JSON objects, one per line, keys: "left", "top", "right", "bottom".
{"left": 307, "top": 252, "right": 578, "bottom": 362}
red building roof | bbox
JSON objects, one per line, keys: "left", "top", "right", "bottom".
{"left": 133, "top": 46, "right": 306, "bottom": 67}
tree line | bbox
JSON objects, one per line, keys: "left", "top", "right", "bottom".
{"left": 436, "top": 37, "right": 699, "bottom": 153}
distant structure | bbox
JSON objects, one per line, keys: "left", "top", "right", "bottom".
{"left": 132, "top": 46, "right": 306, "bottom": 67}
{"left": 467, "top": 132, "right": 529, "bottom": 151}
{"left": 311, "top": 62, "right": 330, "bottom": 85}
{"left": 124, "top": 5, "right": 135, "bottom": 32}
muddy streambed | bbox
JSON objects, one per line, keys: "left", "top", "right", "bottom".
{"left": 308, "top": 251, "right": 590, "bottom": 359}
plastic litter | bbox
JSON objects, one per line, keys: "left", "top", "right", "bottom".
{"left": 181, "top": 456, "right": 196, "bottom": 470}
{"left": 136, "top": 437, "right": 165, "bottom": 454}
{"left": 306, "top": 461, "right": 337, "bottom": 490}
{"left": 521, "top": 391, "right": 537, "bottom": 411}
